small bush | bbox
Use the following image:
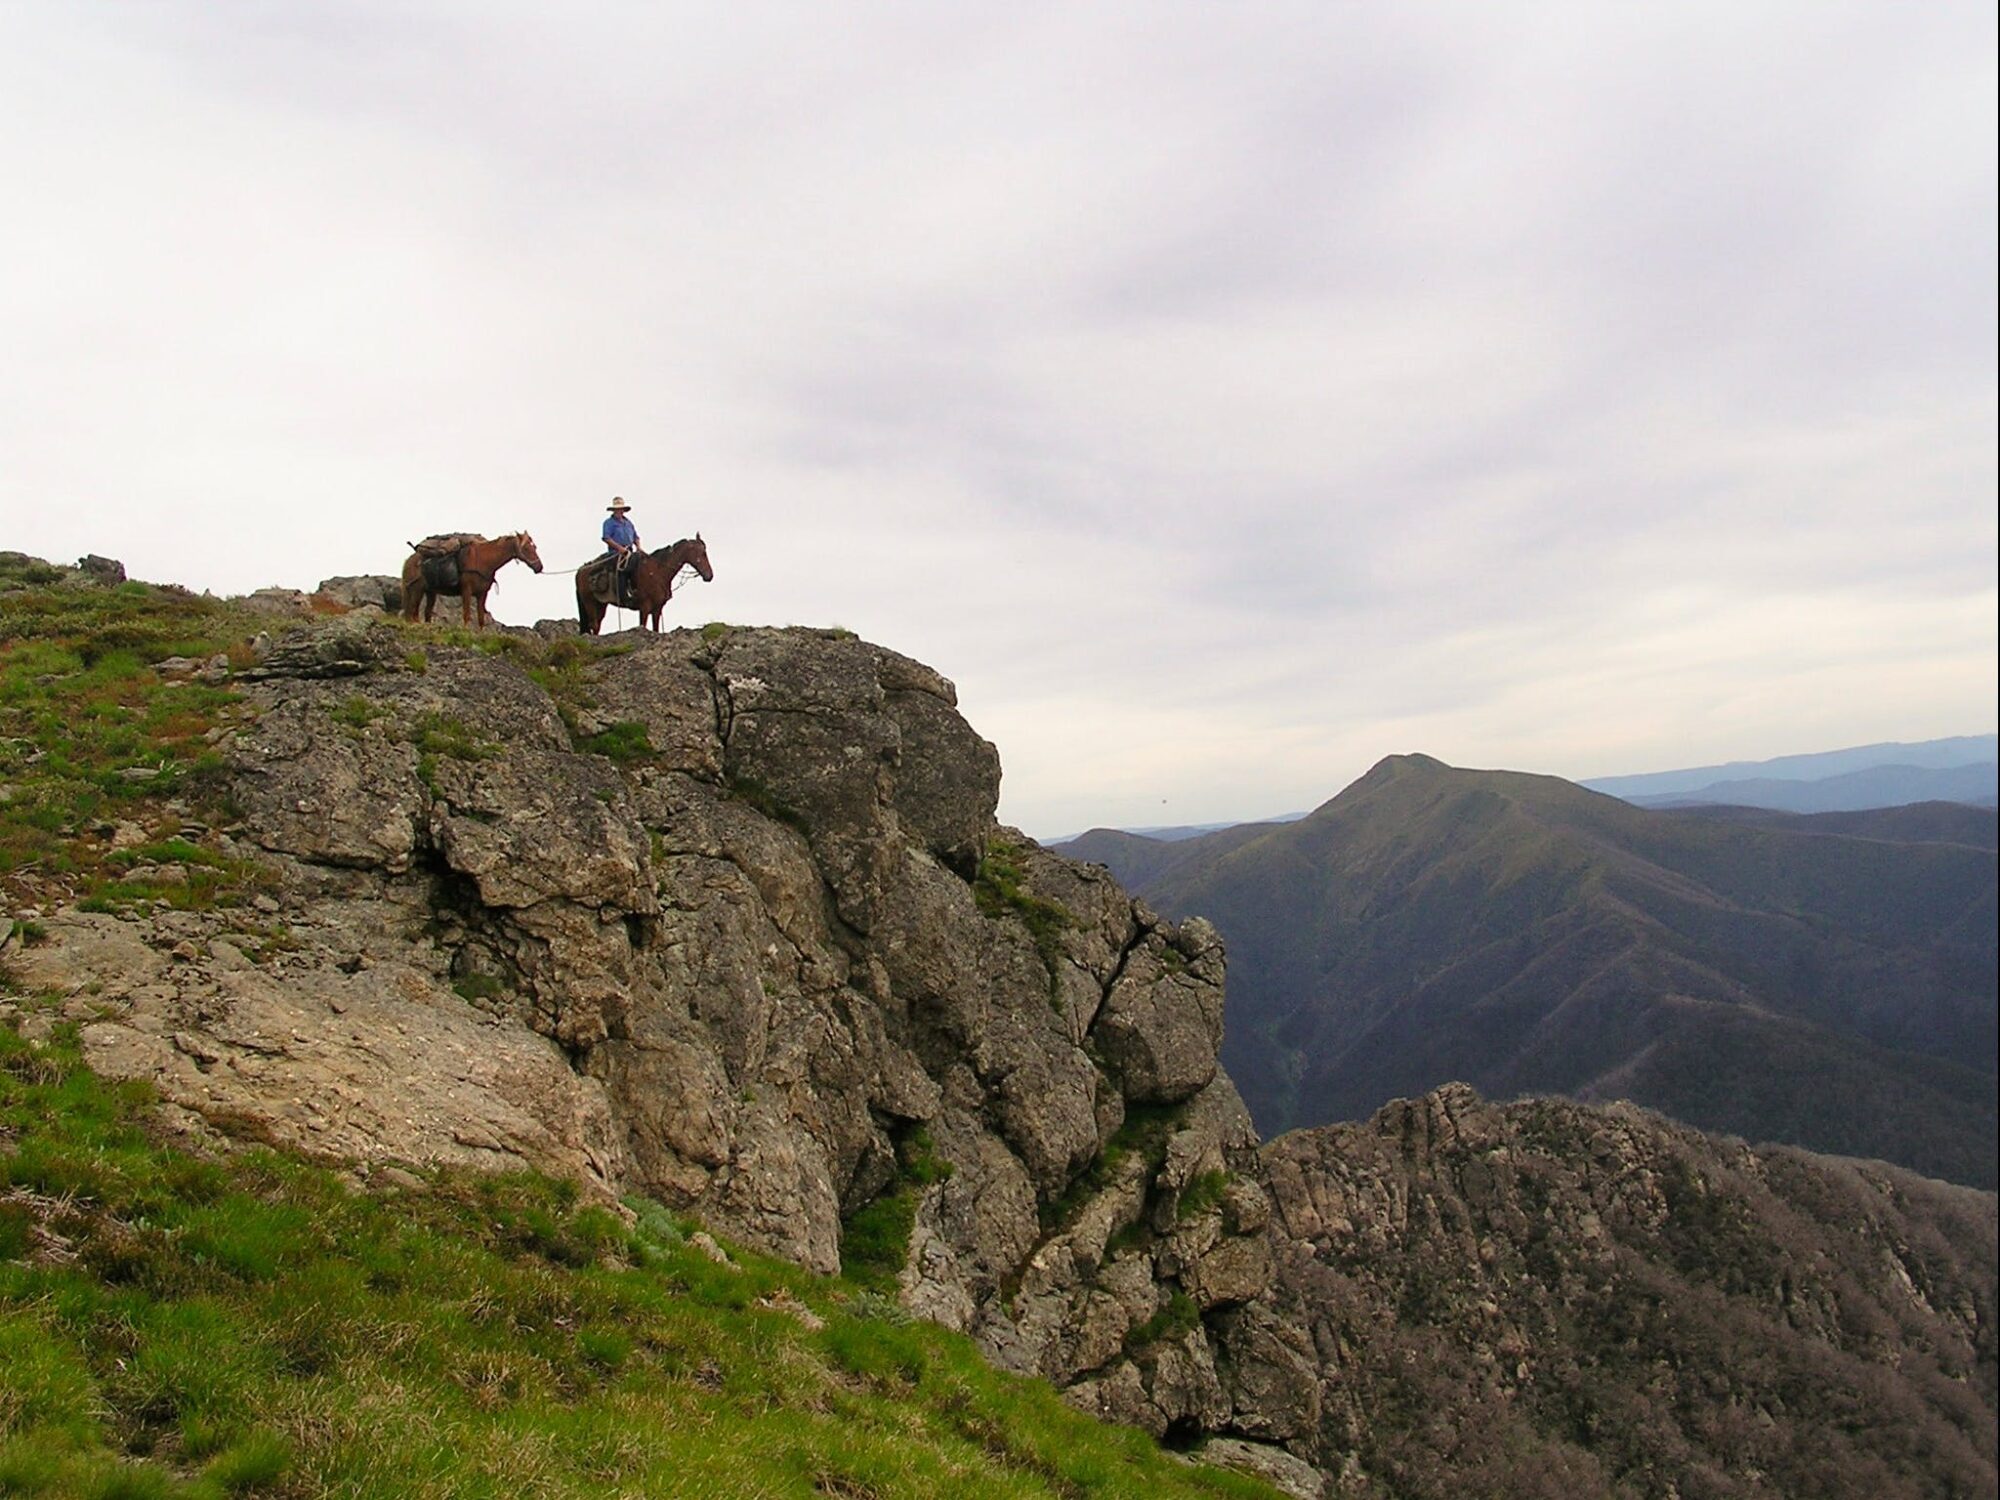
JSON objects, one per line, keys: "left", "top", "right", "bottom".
{"left": 1127, "top": 1291, "right": 1201, "bottom": 1352}
{"left": 450, "top": 972, "right": 509, "bottom": 1004}
{"left": 839, "top": 1189, "right": 916, "bottom": 1292}
{"left": 580, "top": 721, "right": 653, "bottom": 764}
{"left": 1176, "top": 1170, "right": 1229, "bottom": 1221}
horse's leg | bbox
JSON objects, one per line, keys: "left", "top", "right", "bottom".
{"left": 422, "top": 590, "right": 436, "bottom": 623}
{"left": 475, "top": 586, "right": 489, "bottom": 631}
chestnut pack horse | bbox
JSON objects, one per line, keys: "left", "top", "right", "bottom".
{"left": 401, "top": 532, "right": 544, "bottom": 629}
{"left": 577, "top": 535, "right": 713, "bottom": 635}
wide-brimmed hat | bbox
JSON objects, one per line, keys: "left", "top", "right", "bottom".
{"left": 606, "top": 498, "right": 631, "bottom": 512}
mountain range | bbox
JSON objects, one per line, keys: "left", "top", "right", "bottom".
{"left": 1582, "top": 734, "right": 1998, "bottom": 812}
{"left": 1056, "top": 754, "right": 1999, "bottom": 1189}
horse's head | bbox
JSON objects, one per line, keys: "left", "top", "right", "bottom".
{"left": 516, "top": 532, "right": 544, "bottom": 573}
{"left": 688, "top": 533, "right": 713, "bottom": 582}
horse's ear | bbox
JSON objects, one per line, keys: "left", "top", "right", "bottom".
{"left": 696, "top": 532, "right": 702, "bottom": 541}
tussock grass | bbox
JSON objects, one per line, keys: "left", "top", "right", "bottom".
{"left": 0, "top": 580, "right": 263, "bottom": 911}
{"left": 839, "top": 1127, "right": 955, "bottom": 1292}
{"left": 0, "top": 1024, "right": 1279, "bottom": 1499}
{"left": 579, "top": 720, "right": 654, "bottom": 765}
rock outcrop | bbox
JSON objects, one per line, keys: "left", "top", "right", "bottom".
{"left": 15, "top": 622, "right": 1287, "bottom": 1454}
{"left": 12, "top": 612, "right": 1996, "bottom": 1499}
{"left": 1257, "top": 1086, "right": 1997, "bottom": 1498}
{"left": 314, "top": 573, "right": 404, "bottom": 612}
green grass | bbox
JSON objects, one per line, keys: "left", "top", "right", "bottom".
{"left": 1175, "top": 1170, "right": 1229, "bottom": 1223}
{"left": 974, "top": 839, "right": 1078, "bottom": 999}
{"left": 0, "top": 581, "right": 265, "bottom": 912}
{"left": 408, "top": 713, "right": 501, "bottom": 762}
{"left": 580, "top": 721, "right": 653, "bottom": 765}
{"left": 0, "top": 1024, "right": 1278, "bottom": 1500}
{"left": 1040, "top": 1103, "right": 1183, "bottom": 1236}
{"left": 840, "top": 1129, "right": 956, "bottom": 1292}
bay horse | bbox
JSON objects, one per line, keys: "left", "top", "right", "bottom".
{"left": 577, "top": 535, "right": 713, "bottom": 635}
{"left": 401, "top": 532, "right": 544, "bottom": 629}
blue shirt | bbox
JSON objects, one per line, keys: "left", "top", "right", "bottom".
{"left": 602, "top": 514, "right": 638, "bottom": 549}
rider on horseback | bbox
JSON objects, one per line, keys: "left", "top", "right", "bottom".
{"left": 595, "top": 498, "right": 641, "bottom": 607}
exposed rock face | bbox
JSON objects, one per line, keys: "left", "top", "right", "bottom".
{"left": 315, "top": 574, "right": 404, "bottom": 612}
{"left": 1259, "top": 1085, "right": 1998, "bottom": 1498}
{"left": 16, "top": 623, "right": 1283, "bottom": 1448}
{"left": 15, "top": 616, "right": 1996, "bottom": 1498}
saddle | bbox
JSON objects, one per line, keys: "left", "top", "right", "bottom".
{"left": 409, "top": 532, "right": 484, "bottom": 594}
{"left": 588, "top": 554, "right": 638, "bottom": 609}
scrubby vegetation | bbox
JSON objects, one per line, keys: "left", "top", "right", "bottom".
{"left": 0, "top": 577, "right": 264, "bottom": 914}
{"left": 839, "top": 1128, "right": 956, "bottom": 1292}
{"left": 578, "top": 720, "right": 655, "bottom": 765}
{"left": 0, "top": 1020, "right": 1278, "bottom": 1499}
{"left": 1039, "top": 1103, "right": 1182, "bottom": 1236}
{"left": 975, "top": 839, "right": 1077, "bottom": 999}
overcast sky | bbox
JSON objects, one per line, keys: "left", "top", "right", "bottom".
{"left": 3, "top": 3, "right": 1994, "bottom": 835}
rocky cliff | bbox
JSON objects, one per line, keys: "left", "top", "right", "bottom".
{"left": 14, "top": 617, "right": 1305, "bottom": 1478}
{"left": 8, "top": 602, "right": 1994, "bottom": 1499}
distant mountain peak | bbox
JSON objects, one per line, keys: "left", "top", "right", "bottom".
{"left": 1359, "top": 751, "right": 1453, "bottom": 783}
{"left": 1080, "top": 754, "right": 1998, "bottom": 1190}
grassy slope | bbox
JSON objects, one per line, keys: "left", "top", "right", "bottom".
{"left": 0, "top": 574, "right": 262, "bottom": 915}
{"left": 0, "top": 1022, "right": 1275, "bottom": 1500}
{"left": 0, "top": 567, "right": 1280, "bottom": 1500}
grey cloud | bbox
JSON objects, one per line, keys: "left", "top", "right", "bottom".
{"left": 0, "top": 2, "right": 1991, "bottom": 833}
